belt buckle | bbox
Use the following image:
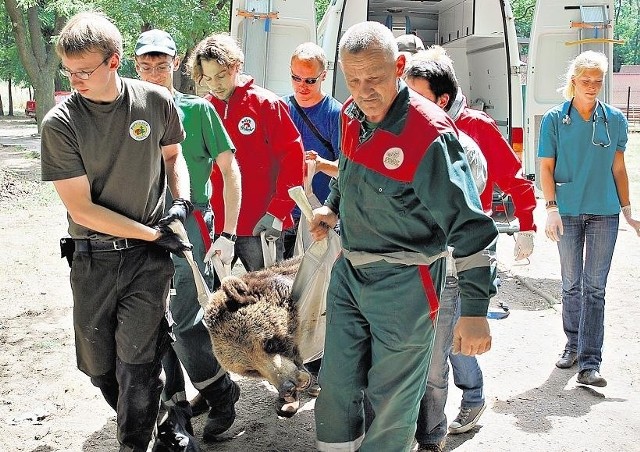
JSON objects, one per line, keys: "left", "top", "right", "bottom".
{"left": 113, "top": 239, "right": 128, "bottom": 250}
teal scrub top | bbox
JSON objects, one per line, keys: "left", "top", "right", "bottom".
{"left": 538, "top": 99, "right": 628, "bottom": 216}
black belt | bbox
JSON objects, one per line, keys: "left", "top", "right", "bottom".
{"left": 74, "top": 238, "right": 149, "bottom": 252}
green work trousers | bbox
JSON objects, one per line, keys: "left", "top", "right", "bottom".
{"left": 316, "top": 255, "right": 443, "bottom": 451}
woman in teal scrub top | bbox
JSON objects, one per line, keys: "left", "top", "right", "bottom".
{"left": 538, "top": 50, "right": 640, "bottom": 388}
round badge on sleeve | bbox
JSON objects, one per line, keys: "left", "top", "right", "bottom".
{"left": 129, "top": 120, "right": 151, "bottom": 141}
{"left": 238, "top": 116, "right": 257, "bottom": 135}
{"left": 383, "top": 147, "right": 404, "bottom": 170}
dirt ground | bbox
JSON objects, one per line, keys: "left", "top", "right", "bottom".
{"left": 1, "top": 116, "right": 639, "bottom": 451}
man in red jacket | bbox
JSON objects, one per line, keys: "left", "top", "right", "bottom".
{"left": 415, "top": 47, "right": 537, "bottom": 253}
{"left": 404, "top": 46, "right": 537, "bottom": 451}
{"left": 187, "top": 33, "right": 304, "bottom": 271}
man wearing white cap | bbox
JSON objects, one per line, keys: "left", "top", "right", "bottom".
{"left": 134, "top": 29, "right": 242, "bottom": 446}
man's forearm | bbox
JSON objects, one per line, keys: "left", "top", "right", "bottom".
{"left": 63, "top": 199, "right": 159, "bottom": 240}
{"left": 222, "top": 159, "right": 242, "bottom": 233}
{"left": 165, "top": 149, "right": 191, "bottom": 200}
{"left": 317, "top": 158, "right": 339, "bottom": 178}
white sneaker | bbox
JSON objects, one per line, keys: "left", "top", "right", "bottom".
{"left": 448, "top": 403, "right": 486, "bottom": 434}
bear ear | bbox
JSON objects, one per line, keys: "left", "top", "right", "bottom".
{"left": 204, "top": 291, "right": 225, "bottom": 326}
{"left": 221, "top": 276, "right": 257, "bottom": 312}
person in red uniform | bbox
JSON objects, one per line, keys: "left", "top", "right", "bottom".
{"left": 187, "top": 33, "right": 304, "bottom": 271}
{"left": 417, "top": 47, "right": 537, "bottom": 255}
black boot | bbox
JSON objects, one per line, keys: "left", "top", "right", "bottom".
{"left": 153, "top": 402, "right": 200, "bottom": 452}
{"left": 188, "top": 393, "right": 210, "bottom": 417}
{"left": 201, "top": 380, "right": 240, "bottom": 441}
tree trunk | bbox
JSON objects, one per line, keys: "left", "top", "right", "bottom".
{"left": 54, "top": 74, "right": 65, "bottom": 91}
{"left": 0, "top": 93, "right": 4, "bottom": 116}
{"left": 178, "top": 49, "right": 196, "bottom": 94}
{"left": 4, "top": 0, "right": 65, "bottom": 130}
{"left": 7, "top": 76, "right": 14, "bottom": 116}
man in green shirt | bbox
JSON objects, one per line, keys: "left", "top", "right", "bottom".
{"left": 135, "top": 29, "right": 242, "bottom": 447}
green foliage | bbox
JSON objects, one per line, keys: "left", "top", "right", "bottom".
{"left": 613, "top": 0, "right": 640, "bottom": 70}
{"left": 510, "top": 0, "right": 535, "bottom": 39}
{"left": 6, "top": 0, "right": 232, "bottom": 87}
{"left": 0, "top": 2, "right": 29, "bottom": 86}
{"left": 92, "top": 0, "right": 231, "bottom": 65}
{"left": 315, "top": 0, "right": 330, "bottom": 24}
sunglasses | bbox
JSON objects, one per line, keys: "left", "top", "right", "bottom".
{"left": 291, "top": 71, "right": 325, "bottom": 85}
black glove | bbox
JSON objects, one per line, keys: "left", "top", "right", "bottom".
{"left": 153, "top": 226, "right": 193, "bottom": 258}
{"left": 158, "top": 198, "right": 194, "bottom": 228}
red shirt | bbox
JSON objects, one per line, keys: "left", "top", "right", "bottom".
{"left": 456, "top": 106, "right": 537, "bottom": 232}
{"left": 206, "top": 77, "right": 304, "bottom": 235}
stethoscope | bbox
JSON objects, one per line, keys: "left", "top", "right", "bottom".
{"left": 562, "top": 98, "right": 611, "bottom": 147}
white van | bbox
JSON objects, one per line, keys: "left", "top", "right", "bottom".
{"left": 229, "top": 0, "right": 616, "bottom": 183}
{"left": 229, "top": 0, "right": 317, "bottom": 97}
{"left": 229, "top": 0, "right": 524, "bottom": 155}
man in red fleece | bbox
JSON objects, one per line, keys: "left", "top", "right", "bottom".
{"left": 188, "top": 33, "right": 304, "bottom": 271}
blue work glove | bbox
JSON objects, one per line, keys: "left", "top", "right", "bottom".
{"left": 153, "top": 226, "right": 193, "bottom": 258}
{"left": 158, "top": 198, "right": 194, "bottom": 228}
{"left": 252, "top": 213, "right": 283, "bottom": 241}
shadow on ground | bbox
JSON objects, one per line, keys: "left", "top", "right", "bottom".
{"left": 82, "top": 378, "right": 317, "bottom": 451}
{"left": 491, "top": 366, "right": 626, "bottom": 432}
{"left": 445, "top": 367, "right": 626, "bottom": 450}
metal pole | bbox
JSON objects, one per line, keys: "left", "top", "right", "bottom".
{"left": 627, "top": 85, "right": 631, "bottom": 119}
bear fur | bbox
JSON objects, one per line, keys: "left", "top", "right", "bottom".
{"left": 202, "top": 256, "right": 311, "bottom": 410}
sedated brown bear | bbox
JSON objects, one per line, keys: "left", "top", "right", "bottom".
{"left": 202, "top": 256, "right": 312, "bottom": 416}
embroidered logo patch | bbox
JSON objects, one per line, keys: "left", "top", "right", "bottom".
{"left": 129, "top": 120, "right": 151, "bottom": 141}
{"left": 383, "top": 147, "right": 404, "bottom": 170}
{"left": 238, "top": 116, "right": 256, "bottom": 135}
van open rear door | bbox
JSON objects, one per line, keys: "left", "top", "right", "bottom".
{"left": 317, "top": 0, "right": 367, "bottom": 103}
{"left": 318, "top": 0, "right": 523, "bottom": 150}
{"left": 230, "top": 0, "right": 316, "bottom": 96}
{"left": 524, "top": 0, "right": 617, "bottom": 181}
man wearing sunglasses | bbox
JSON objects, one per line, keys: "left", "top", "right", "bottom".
{"left": 282, "top": 42, "right": 342, "bottom": 259}
{"left": 40, "top": 12, "right": 192, "bottom": 451}
{"left": 278, "top": 42, "right": 342, "bottom": 415}
{"left": 134, "top": 29, "right": 243, "bottom": 447}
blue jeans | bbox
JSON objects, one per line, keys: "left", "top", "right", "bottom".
{"left": 557, "top": 214, "right": 618, "bottom": 371}
{"left": 415, "top": 278, "right": 484, "bottom": 445}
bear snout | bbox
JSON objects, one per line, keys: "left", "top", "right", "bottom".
{"left": 278, "top": 367, "right": 311, "bottom": 401}
{"left": 279, "top": 380, "right": 298, "bottom": 402}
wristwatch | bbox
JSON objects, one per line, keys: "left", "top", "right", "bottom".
{"left": 545, "top": 200, "right": 558, "bottom": 209}
{"left": 220, "top": 231, "right": 237, "bottom": 242}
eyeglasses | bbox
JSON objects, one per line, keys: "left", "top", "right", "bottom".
{"left": 136, "top": 63, "right": 174, "bottom": 74}
{"left": 60, "top": 55, "right": 111, "bottom": 80}
{"left": 291, "top": 71, "right": 325, "bottom": 85}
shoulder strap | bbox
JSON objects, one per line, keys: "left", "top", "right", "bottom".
{"left": 290, "top": 96, "right": 337, "bottom": 160}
